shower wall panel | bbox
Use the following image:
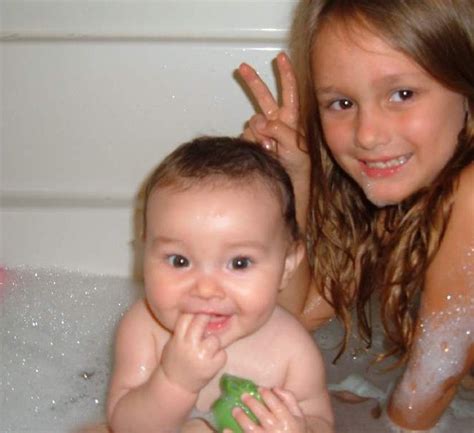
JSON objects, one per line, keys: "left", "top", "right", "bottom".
{"left": 1, "top": 0, "right": 295, "bottom": 275}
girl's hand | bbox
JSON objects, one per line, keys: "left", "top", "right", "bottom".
{"left": 230, "top": 387, "right": 307, "bottom": 433}
{"left": 238, "top": 52, "right": 309, "bottom": 182}
{"left": 160, "top": 313, "right": 227, "bottom": 394}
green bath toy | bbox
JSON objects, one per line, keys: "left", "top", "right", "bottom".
{"left": 211, "top": 374, "right": 262, "bottom": 433}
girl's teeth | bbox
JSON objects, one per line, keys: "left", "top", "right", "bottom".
{"left": 366, "top": 155, "right": 409, "bottom": 169}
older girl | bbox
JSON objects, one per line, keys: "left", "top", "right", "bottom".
{"left": 238, "top": 0, "right": 473, "bottom": 430}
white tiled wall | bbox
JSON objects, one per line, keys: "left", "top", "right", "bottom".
{"left": 1, "top": 0, "right": 297, "bottom": 275}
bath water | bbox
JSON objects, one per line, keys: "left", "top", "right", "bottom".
{"left": 1, "top": 267, "right": 472, "bottom": 432}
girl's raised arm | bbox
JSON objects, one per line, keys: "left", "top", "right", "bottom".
{"left": 238, "top": 54, "right": 334, "bottom": 329}
{"left": 238, "top": 52, "right": 309, "bottom": 229}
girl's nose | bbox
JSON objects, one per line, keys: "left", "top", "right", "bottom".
{"left": 355, "top": 106, "right": 390, "bottom": 151}
{"left": 192, "top": 274, "right": 225, "bottom": 299}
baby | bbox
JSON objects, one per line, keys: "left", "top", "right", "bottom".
{"left": 106, "top": 136, "right": 334, "bottom": 433}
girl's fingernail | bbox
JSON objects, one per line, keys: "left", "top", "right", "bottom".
{"left": 256, "top": 118, "right": 267, "bottom": 130}
{"left": 262, "top": 140, "right": 273, "bottom": 150}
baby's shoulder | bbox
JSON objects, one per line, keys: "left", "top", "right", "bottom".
{"left": 266, "top": 306, "right": 317, "bottom": 346}
{"left": 120, "top": 298, "right": 151, "bottom": 325}
{"left": 116, "top": 298, "right": 167, "bottom": 341}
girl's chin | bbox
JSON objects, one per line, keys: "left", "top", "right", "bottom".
{"left": 362, "top": 188, "right": 407, "bottom": 208}
{"left": 358, "top": 179, "right": 408, "bottom": 208}
{"left": 366, "top": 195, "right": 400, "bottom": 208}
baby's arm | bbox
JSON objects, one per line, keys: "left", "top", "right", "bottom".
{"left": 107, "top": 301, "right": 226, "bottom": 433}
{"left": 387, "top": 165, "right": 474, "bottom": 430}
{"left": 282, "top": 325, "right": 334, "bottom": 433}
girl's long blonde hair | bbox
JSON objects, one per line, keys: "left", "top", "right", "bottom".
{"left": 291, "top": 0, "right": 474, "bottom": 362}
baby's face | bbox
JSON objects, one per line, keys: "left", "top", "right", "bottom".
{"left": 143, "top": 180, "right": 297, "bottom": 348}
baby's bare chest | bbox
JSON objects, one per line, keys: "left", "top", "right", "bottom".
{"left": 196, "top": 340, "right": 290, "bottom": 411}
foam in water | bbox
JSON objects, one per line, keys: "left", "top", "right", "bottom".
{"left": 0, "top": 267, "right": 141, "bottom": 433}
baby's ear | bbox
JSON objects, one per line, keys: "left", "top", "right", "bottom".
{"left": 281, "top": 240, "right": 305, "bottom": 289}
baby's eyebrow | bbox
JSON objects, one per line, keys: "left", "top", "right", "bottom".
{"left": 224, "top": 240, "right": 268, "bottom": 252}
{"left": 149, "top": 235, "right": 184, "bottom": 249}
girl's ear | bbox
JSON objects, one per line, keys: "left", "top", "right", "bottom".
{"left": 281, "top": 241, "right": 306, "bottom": 290}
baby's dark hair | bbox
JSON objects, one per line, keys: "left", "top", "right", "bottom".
{"left": 143, "top": 136, "right": 300, "bottom": 240}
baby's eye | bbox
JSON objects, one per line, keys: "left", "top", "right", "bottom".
{"left": 390, "top": 89, "right": 414, "bottom": 102}
{"left": 328, "top": 99, "right": 353, "bottom": 111}
{"left": 167, "top": 254, "right": 189, "bottom": 268}
{"left": 229, "top": 256, "right": 252, "bottom": 270}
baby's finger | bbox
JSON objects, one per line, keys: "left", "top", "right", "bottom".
{"left": 238, "top": 63, "right": 279, "bottom": 119}
{"left": 232, "top": 407, "right": 261, "bottom": 433}
{"left": 202, "top": 333, "right": 222, "bottom": 354}
{"left": 272, "top": 388, "right": 304, "bottom": 417}
{"left": 174, "top": 313, "right": 195, "bottom": 339}
{"left": 241, "top": 393, "right": 275, "bottom": 429}
{"left": 276, "top": 52, "right": 299, "bottom": 118}
{"left": 185, "top": 313, "right": 210, "bottom": 342}
{"left": 259, "top": 387, "right": 292, "bottom": 420}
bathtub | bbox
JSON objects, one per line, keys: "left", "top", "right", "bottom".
{"left": 2, "top": 266, "right": 473, "bottom": 433}
{"left": 1, "top": 2, "right": 472, "bottom": 432}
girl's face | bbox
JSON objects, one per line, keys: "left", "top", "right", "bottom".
{"left": 312, "top": 21, "right": 466, "bottom": 206}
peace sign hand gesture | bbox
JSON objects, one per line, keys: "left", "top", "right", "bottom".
{"left": 238, "top": 52, "right": 310, "bottom": 185}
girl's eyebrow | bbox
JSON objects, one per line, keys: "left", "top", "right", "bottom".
{"left": 315, "top": 73, "right": 425, "bottom": 95}
{"left": 315, "top": 86, "right": 340, "bottom": 95}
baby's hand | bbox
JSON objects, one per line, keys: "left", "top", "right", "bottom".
{"left": 231, "top": 387, "right": 307, "bottom": 433}
{"left": 160, "top": 313, "right": 227, "bottom": 394}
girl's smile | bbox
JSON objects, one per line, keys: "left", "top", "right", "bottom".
{"left": 360, "top": 153, "right": 412, "bottom": 178}
{"left": 312, "top": 21, "right": 466, "bottom": 206}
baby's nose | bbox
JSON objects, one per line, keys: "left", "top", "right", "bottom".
{"left": 193, "top": 274, "right": 225, "bottom": 299}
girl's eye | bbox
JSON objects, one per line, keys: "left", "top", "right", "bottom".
{"left": 229, "top": 256, "right": 252, "bottom": 270}
{"left": 167, "top": 254, "right": 189, "bottom": 268}
{"left": 328, "top": 98, "right": 353, "bottom": 111}
{"left": 390, "top": 89, "right": 414, "bottom": 102}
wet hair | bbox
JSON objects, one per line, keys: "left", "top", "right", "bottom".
{"left": 290, "top": 0, "right": 473, "bottom": 362}
{"left": 143, "top": 136, "right": 300, "bottom": 241}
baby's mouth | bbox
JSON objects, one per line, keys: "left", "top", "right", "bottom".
{"left": 206, "top": 314, "right": 231, "bottom": 333}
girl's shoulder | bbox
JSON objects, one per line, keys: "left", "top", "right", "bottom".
{"left": 423, "top": 163, "right": 473, "bottom": 312}
{"left": 453, "top": 162, "right": 474, "bottom": 209}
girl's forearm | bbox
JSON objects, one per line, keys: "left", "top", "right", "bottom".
{"left": 292, "top": 172, "right": 310, "bottom": 233}
{"left": 109, "top": 367, "right": 198, "bottom": 433}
